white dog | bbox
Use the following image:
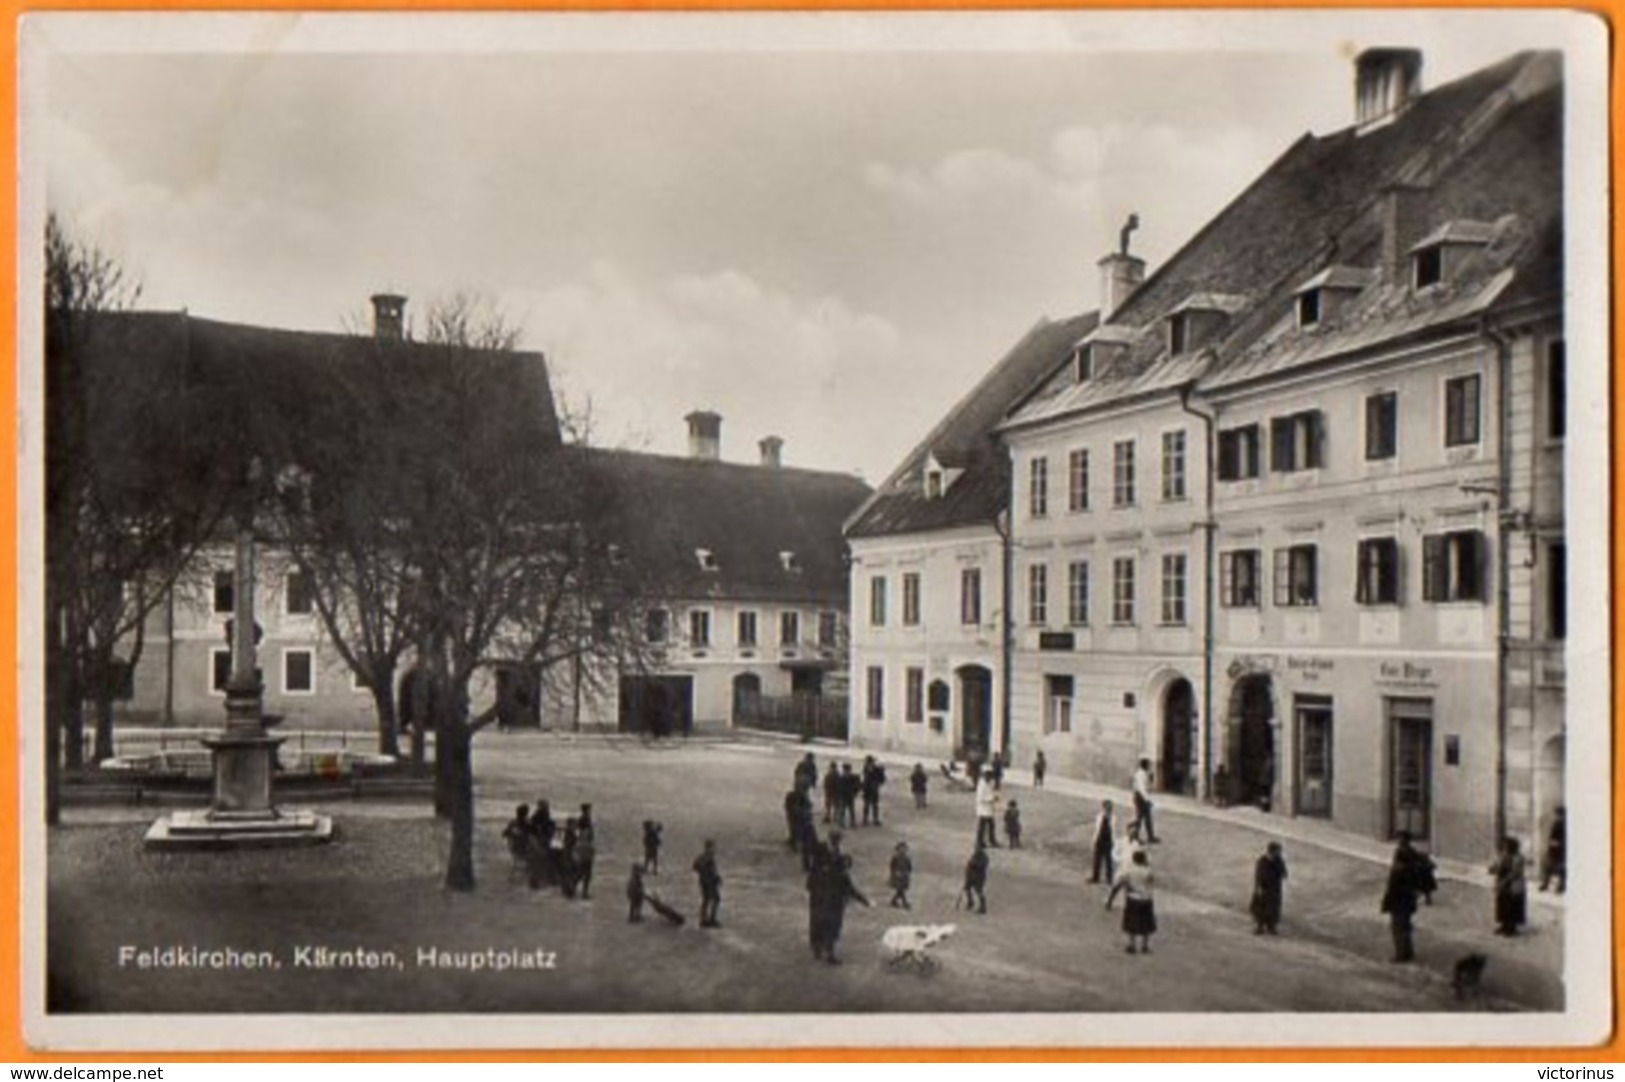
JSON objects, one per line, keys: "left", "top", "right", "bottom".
{"left": 881, "top": 923, "right": 957, "bottom": 973}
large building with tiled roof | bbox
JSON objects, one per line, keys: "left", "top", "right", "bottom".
{"left": 844, "top": 310, "right": 1098, "bottom": 762}
{"left": 850, "top": 47, "right": 1565, "bottom": 862}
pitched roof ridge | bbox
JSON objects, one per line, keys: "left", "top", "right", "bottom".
{"left": 583, "top": 444, "right": 866, "bottom": 486}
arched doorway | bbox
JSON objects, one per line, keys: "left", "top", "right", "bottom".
{"left": 732, "top": 673, "right": 762, "bottom": 724}
{"left": 1161, "top": 678, "right": 1196, "bottom": 795}
{"left": 955, "top": 665, "right": 993, "bottom": 765}
{"left": 1227, "top": 675, "right": 1276, "bottom": 810}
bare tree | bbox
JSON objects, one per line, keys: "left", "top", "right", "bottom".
{"left": 44, "top": 214, "right": 227, "bottom": 818}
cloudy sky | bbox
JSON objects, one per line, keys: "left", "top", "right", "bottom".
{"left": 30, "top": 11, "right": 1564, "bottom": 482}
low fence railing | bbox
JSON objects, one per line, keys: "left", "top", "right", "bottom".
{"left": 736, "top": 694, "right": 848, "bottom": 742}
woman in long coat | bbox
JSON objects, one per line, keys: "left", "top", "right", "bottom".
{"left": 1249, "top": 841, "right": 1287, "bottom": 934}
{"left": 1490, "top": 835, "right": 1528, "bottom": 936}
{"left": 807, "top": 845, "right": 870, "bottom": 964}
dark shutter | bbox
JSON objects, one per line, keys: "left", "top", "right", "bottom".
{"left": 1422, "top": 535, "right": 1444, "bottom": 601}
{"left": 1273, "top": 548, "right": 1291, "bottom": 607}
{"left": 1220, "top": 551, "right": 1234, "bottom": 607}
{"left": 1217, "top": 431, "right": 1238, "bottom": 481}
{"left": 1306, "top": 411, "right": 1325, "bottom": 469}
{"left": 1271, "top": 417, "right": 1294, "bottom": 472}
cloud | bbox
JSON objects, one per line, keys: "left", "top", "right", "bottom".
{"left": 501, "top": 262, "right": 911, "bottom": 477}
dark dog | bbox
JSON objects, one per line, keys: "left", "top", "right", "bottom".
{"left": 1452, "top": 952, "right": 1488, "bottom": 1002}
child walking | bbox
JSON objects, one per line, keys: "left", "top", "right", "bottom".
{"left": 888, "top": 841, "right": 913, "bottom": 909}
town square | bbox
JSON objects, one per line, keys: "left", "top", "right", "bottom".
{"left": 26, "top": 10, "right": 1606, "bottom": 1047}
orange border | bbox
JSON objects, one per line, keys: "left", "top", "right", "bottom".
{"left": 1, "top": 1, "right": 1617, "bottom": 1062}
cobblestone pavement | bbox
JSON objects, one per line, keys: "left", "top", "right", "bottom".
{"left": 48, "top": 733, "right": 1563, "bottom": 1017}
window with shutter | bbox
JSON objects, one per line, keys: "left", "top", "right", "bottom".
{"left": 1356, "top": 538, "right": 1400, "bottom": 605}
{"left": 1422, "top": 530, "right": 1487, "bottom": 602}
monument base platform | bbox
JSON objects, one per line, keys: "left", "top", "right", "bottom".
{"left": 144, "top": 808, "right": 335, "bottom": 851}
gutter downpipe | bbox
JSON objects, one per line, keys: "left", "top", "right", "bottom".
{"left": 1483, "top": 315, "right": 1514, "bottom": 850}
{"left": 995, "top": 503, "right": 1014, "bottom": 768}
{"left": 1179, "top": 380, "right": 1217, "bottom": 802}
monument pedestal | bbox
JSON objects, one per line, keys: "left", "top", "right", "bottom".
{"left": 144, "top": 688, "right": 334, "bottom": 851}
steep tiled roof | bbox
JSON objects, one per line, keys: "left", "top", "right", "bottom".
{"left": 1004, "top": 50, "right": 1560, "bottom": 423}
{"left": 586, "top": 449, "right": 871, "bottom": 604}
{"left": 844, "top": 311, "right": 1098, "bottom": 540}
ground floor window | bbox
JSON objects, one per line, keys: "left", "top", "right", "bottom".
{"left": 865, "top": 666, "right": 885, "bottom": 721}
{"left": 1044, "top": 674, "right": 1074, "bottom": 734}
{"left": 905, "top": 667, "right": 924, "bottom": 723}
{"left": 1295, "top": 695, "right": 1333, "bottom": 818}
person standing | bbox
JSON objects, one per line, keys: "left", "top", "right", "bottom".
{"left": 693, "top": 839, "right": 723, "bottom": 929}
{"left": 1106, "top": 849, "right": 1157, "bottom": 954}
{"left": 910, "top": 762, "right": 929, "bottom": 809}
{"left": 1088, "top": 799, "right": 1118, "bottom": 885}
{"left": 795, "top": 752, "right": 819, "bottom": 793}
{"left": 822, "top": 762, "right": 841, "bottom": 824}
{"left": 990, "top": 754, "right": 1005, "bottom": 791}
{"left": 1033, "top": 749, "right": 1047, "bottom": 789}
{"left": 861, "top": 756, "right": 887, "bottom": 826}
{"left": 1249, "top": 841, "right": 1287, "bottom": 935}
{"left": 887, "top": 841, "right": 913, "bottom": 909}
{"left": 974, "top": 768, "right": 1000, "bottom": 848}
{"left": 961, "top": 840, "right": 990, "bottom": 914}
{"left": 626, "top": 862, "right": 647, "bottom": 923}
{"left": 1381, "top": 832, "right": 1430, "bottom": 962}
{"left": 1003, "top": 799, "right": 1023, "bottom": 849}
{"left": 1131, "top": 758, "right": 1159, "bottom": 844}
{"left": 1540, "top": 806, "right": 1566, "bottom": 893}
{"left": 1490, "top": 835, "right": 1528, "bottom": 936}
{"left": 642, "top": 820, "right": 663, "bottom": 875}
{"left": 784, "top": 786, "right": 807, "bottom": 850}
{"left": 838, "top": 763, "right": 862, "bottom": 828}
{"left": 807, "top": 842, "right": 871, "bottom": 963}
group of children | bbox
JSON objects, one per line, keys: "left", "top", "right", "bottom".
{"left": 501, "top": 799, "right": 598, "bottom": 899}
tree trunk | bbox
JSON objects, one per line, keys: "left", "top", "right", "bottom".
{"left": 92, "top": 693, "right": 116, "bottom": 765}
{"left": 44, "top": 648, "right": 63, "bottom": 825}
{"left": 443, "top": 722, "right": 476, "bottom": 892}
{"left": 369, "top": 670, "right": 402, "bottom": 759}
{"left": 62, "top": 668, "right": 85, "bottom": 772}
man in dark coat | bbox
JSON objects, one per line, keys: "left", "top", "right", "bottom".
{"left": 838, "top": 763, "right": 862, "bottom": 828}
{"left": 693, "top": 839, "right": 723, "bottom": 929}
{"left": 1380, "top": 832, "right": 1434, "bottom": 962}
{"left": 807, "top": 843, "right": 871, "bottom": 963}
{"left": 795, "top": 752, "right": 819, "bottom": 793}
{"left": 1249, "top": 841, "right": 1287, "bottom": 934}
{"left": 822, "top": 762, "right": 841, "bottom": 824}
{"left": 861, "top": 756, "right": 887, "bottom": 826}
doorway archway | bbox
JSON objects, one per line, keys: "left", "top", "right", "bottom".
{"left": 1161, "top": 677, "right": 1196, "bottom": 795}
{"left": 955, "top": 665, "right": 993, "bottom": 765}
{"left": 1226, "top": 675, "right": 1276, "bottom": 810}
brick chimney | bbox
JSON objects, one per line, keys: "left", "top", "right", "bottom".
{"left": 759, "top": 435, "right": 784, "bottom": 469}
{"left": 371, "top": 293, "right": 407, "bottom": 342}
{"left": 1356, "top": 48, "right": 1423, "bottom": 132}
{"left": 1098, "top": 213, "right": 1145, "bottom": 318}
{"left": 685, "top": 410, "right": 722, "bottom": 461}
{"left": 1379, "top": 181, "right": 1430, "bottom": 284}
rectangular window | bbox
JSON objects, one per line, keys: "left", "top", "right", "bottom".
{"left": 1270, "top": 411, "right": 1324, "bottom": 472}
{"left": 818, "top": 611, "right": 839, "bottom": 648}
{"left": 1160, "top": 553, "right": 1188, "bottom": 626}
{"left": 1273, "top": 544, "right": 1319, "bottom": 607}
{"left": 905, "top": 667, "right": 925, "bottom": 723}
{"left": 1029, "top": 456, "right": 1049, "bottom": 518}
{"left": 1387, "top": 698, "right": 1434, "bottom": 839}
{"left": 1356, "top": 537, "right": 1401, "bottom": 605}
{"left": 1028, "top": 563, "right": 1049, "bottom": 626}
{"left": 1168, "top": 314, "right": 1189, "bottom": 356}
{"left": 1548, "top": 340, "right": 1566, "bottom": 439}
{"left": 210, "top": 647, "right": 232, "bottom": 693}
{"left": 1217, "top": 424, "right": 1261, "bottom": 481}
{"left": 1220, "top": 549, "right": 1262, "bottom": 608}
{"left": 213, "top": 570, "right": 235, "bottom": 615}
{"left": 902, "top": 572, "right": 921, "bottom": 627}
{"left": 1422, "top": 530, "right": 1487, "bottom": 603}
{"left": 1548, "top": 541, "right": 1567, "bottom": 640}
{"left": 1414, "top": 246, "right": 1443, "bottom": 290}
{"left": 1444, "top": 374, "right": 1482, "bottom": 447}
{"left": 689, "top": 610, "right": 712, "bottom": 648}
{"left": 645, "top": 609, "right": 669, "bottom": 644}
{"left": 1068, "top": 448, "right": 1090, "bottom": 512}
{"left": 1161, "top": 430, "right": 1187, "bottom": 502}
{"left": 285, "top": 569, "right": 316, "bottom": 616}
{"left": 1112, "top": 557, "right": 1136, "bottom": 625}
{"left": 1044, "top": 675, "right": 1074, "bottom": 735}
{"left": 1067, "top": 560, "right": 1090, "bottom": 627}
{"left": 737, "top": 611, "right": 758, "bottom": 648}
{"left": 869, "top": 576, "right": 888, "bottom": 626}
{"left": 960, "top": 568, "right": 982, "bottom": 626}
{"left": 283, "top": 648, "right": 315, "bottom": 694}
{"left": 1113, "top": 440, "right": 1136, "bottom": 507}
{"left": 1297, "top": 290, "right": 1321, "bottom": 328}
{"left": 865, "top": 666, "right": 884, "bottom": 721}
{"left": 780, "top": 611, "right": 800, "bottom": 646}
{"left": 1365, "top": 392, "right": 1398, "bottom": 461}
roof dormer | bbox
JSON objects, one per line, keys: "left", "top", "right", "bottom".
{"left": 1410, "top": 220, "right": 1498, "bottom": 292}
{"left": 695, "top": 548, "right": 719, "bottom": 572}
{"left": 1167, "top": 294, "right": 1246, "bottom": 356}
{"left": 1293, "top": 265, "right": 1376, "bottom": 329}
{"left": 1072, "top": 325, "right": 1135, "bottom": 384}
{"left": 922, "top": 451, "right": 966, "bottom": 500}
